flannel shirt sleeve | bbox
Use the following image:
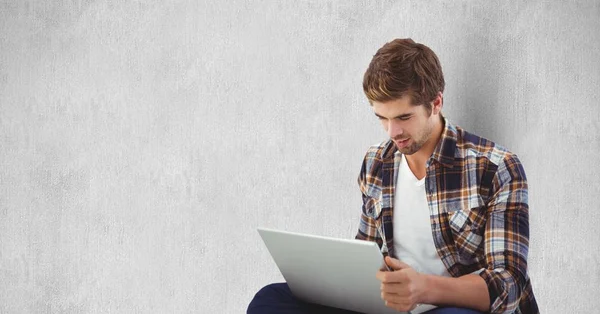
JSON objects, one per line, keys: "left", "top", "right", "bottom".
{"left": 355, "top": 192, "right": 383, "bottom": 248}
{"left": 354, "top": 148, "right": 383, "bottom": 248}
{"left": 479, "top": 154, "right": 531, "bottom": 313}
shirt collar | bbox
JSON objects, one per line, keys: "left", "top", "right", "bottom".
{"left": 427, "top": 116, "right": 457, "bottom": 168}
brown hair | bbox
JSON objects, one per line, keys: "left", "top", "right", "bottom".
{"left": 363, "top": 38, "right": 445, "bottom": 113}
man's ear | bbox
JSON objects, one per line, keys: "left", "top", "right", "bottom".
{"left": 432, "top": 92, "right": 443, "bottom": 115}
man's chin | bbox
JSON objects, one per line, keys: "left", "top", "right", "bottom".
{"left": 395, "top": 143, "right": 421, "bottom": 155}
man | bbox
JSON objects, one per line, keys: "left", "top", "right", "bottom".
{"left": 356, "top": 39, "right": 539, "bottom": 314}
{"left": 248, "top": 39, "right": 539, "bottom": 314}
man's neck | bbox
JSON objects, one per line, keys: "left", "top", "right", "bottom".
{"left": 405, "top": 116, "right": 444, "bottom": 173}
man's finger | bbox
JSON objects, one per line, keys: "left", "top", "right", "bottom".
{"left": 376, "top": 270, "right": 408, "bottom": 283}
{"left": 385, "top": 256, "right": 411, "bottom": 270}
{"left": 381, "top": 291, "right": 415, "bottom": 305}
{"left": 380, "top": 282, "right": 410, "bottom": 295}
{"left": 380, "top": 260, "right": 392, "bottom": 271}
{"left": 376, "top": 270, "right": 389, "bottom": 282}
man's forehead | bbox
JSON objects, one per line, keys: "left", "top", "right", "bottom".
{"left": 372, "top": 99, "right": 417, "bottom": 117}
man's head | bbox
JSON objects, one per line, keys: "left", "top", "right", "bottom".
{"left": 363, "top": 38, "right": 445, "bottom": 155}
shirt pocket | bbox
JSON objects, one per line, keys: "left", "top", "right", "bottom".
{"left": 448, "top": 205, "right": 486, "bottom": 263}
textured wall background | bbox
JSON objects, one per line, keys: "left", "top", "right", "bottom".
{"left": 1, "top": 0, "right": 599, "bottom": 313}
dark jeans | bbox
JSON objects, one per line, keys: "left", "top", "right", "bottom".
{"left": 247, "top": 283, "right": 484, "bottom": 314}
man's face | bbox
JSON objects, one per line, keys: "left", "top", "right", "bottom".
{"left": 372, "top": 96, "right": 435, "bottom": 155}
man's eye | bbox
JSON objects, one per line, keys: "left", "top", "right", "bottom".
{"left": 398, "top": 116, "right": 411, "bottom": 121}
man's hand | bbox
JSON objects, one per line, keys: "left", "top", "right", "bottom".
{"left": 376, "top": 256, "right": 427, "bottom": 312}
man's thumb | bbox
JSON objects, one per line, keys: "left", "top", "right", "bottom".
{"left": 385, "top": 256, "right": 410, "bottom": 270}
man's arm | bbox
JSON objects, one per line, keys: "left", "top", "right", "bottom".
{"left": 355, "top": 192, "right": 383, "bottom": 249}
{"left": 355, "top": 145, "right": 384, "bottom": 248}
{"left": 477, "top": 154, "right": 531, "bottom": 313}
{"left": 424, "top": 154, "right": 531, "bottom": 313}
{"left": 379, "top": 154, "right": 531, "bottom": 313}
{"left": 421, "top": 273, "right": 490, "bottom": 312}
{"left": 378, "top": 257, "right": 489, "bottom": 312}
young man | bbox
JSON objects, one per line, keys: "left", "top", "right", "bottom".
{"left": 357, "top": 39, "right": 539, "bottom": 314}
{"left": 248, "top": 39, "right": 539, "bottom": 314}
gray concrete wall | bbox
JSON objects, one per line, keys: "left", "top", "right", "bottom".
{"left": 1, "top": 0, "right": 599, "bottom": 313}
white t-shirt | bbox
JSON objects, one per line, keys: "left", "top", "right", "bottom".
{"left": 392, "top": 153, "right": 450, "bottom": 277}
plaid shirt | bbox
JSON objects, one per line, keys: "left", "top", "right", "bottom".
{"left": 355, "top": 118, "right": 539, "bottom": 314}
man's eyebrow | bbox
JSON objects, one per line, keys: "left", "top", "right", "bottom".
{"left": 374, "top": 112, "right": 413, "bottom": 119}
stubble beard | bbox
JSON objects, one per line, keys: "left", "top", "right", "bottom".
{"left": 397, "top": 123, "right": 433, "bottom": 155}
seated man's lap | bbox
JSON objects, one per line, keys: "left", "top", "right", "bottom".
{"left": 248, "top": 283, "right": 361, "bottom": 314}
{"left": 425, "top": 306, "right": 483, "bottom": 314}
{"left": 248, "top": 282, "right": 483, "bottom": 314}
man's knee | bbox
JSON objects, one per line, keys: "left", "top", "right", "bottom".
{"left": 252, "top": 283, "right": 289, "bottom": 299}
{"left": 248, "top": 282, "right": 298, "bottom": 314}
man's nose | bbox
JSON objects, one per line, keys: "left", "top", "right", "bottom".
{"left": 387, "top": 120, "right": 403, "bottom": 138}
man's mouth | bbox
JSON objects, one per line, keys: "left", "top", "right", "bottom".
{"left": 396, "top": 138, "right": 410, "bottom": 148}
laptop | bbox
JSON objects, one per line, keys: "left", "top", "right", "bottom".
{"left": 257, "top": 227, "right": 437, "bottom": 314}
